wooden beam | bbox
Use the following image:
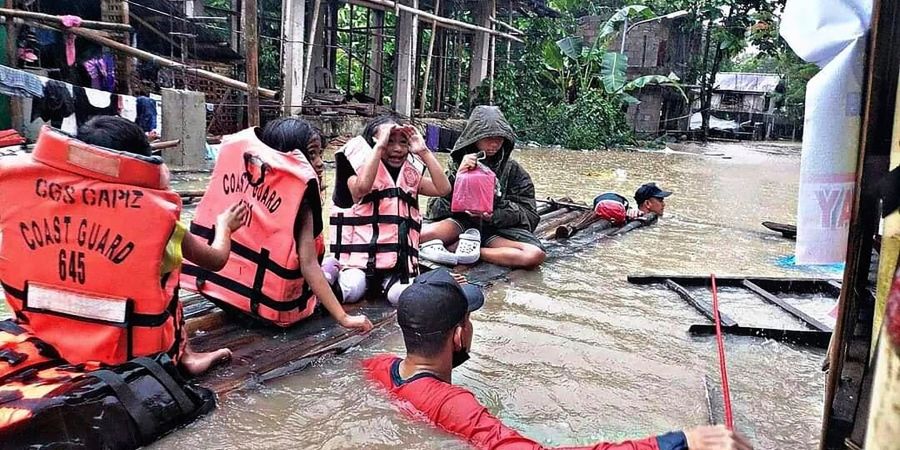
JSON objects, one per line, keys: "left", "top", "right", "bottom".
{"left": 36, "top": 20, "right": 277, "bottom": 98}
{"left": 282, "top": 0, "right": 306, "bottom": 114}
{"left": 345, "top": 0, "right": 523, "bottom": 43}
{"left": 244, "top": 0, "right": 260, "bottom": 126}
{"left": 688, "top": 324, "right": 831, "bottom": 348}
{"left": 664, "top": 279, "right": 738, "bottom": 327}
{"left": 742, "top": 280, "right": 833, "bottom": 332}
{"left": 418, "top": 0, "right": 439, "bottom": 115}
{"left": 489, "top": 16, "right": 523, "bottom": 35}
{"left": 4, "top": 1, "right": 20, "bottom": 132}
{"left": 0, "top": 7, "right": 133, "bottom": 32}
{"left": 302, "top": 0, "right": 323, "bottom": 104}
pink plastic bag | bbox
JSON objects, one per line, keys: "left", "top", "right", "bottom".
{"left": 451, "top": 163, "right": 495, "bottom": 216}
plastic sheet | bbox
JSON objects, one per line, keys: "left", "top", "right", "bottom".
{"left": 781, "top": 0, "right": 873, "bottom": 264}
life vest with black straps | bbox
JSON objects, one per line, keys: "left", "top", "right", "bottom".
{"left": 0, "top": 126, "right": 183, "bottom": 366}
{"left": 0, "top": 320, "right": 215, "bottom": 447}
{"left": 329, "top": 137, "right": 423, "bottom": 283}
{"left": 181, "top": 127, "right": 322, "bottom": 327}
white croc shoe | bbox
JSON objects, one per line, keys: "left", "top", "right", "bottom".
{"left": 419, "top": 239, "right": 459, "bottom": 266}
{"left": 455, "top": 229, "right": 482, "bottom": 265}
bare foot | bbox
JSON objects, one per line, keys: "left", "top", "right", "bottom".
{"left": 180, "top": 348, "right": 232, "bottom": 377}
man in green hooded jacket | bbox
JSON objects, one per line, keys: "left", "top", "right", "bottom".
{"left": 421, "top": 106, "right": 545, "bottom": 269}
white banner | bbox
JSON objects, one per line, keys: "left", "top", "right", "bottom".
{"left": 781, "top": 0, "right": 872, "bottom": 264}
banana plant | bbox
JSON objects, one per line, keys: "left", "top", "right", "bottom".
{"left": 546, "top": 5, "right": 686, "bottom": 105}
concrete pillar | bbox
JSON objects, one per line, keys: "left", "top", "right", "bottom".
{"left": 393, "top": 0, "right": 418, "bottom": 117}
{"left": 162, "top": 89, "right": 206, "bottom": 169}
{"left": 467, "top": 0, "right": 494, "bottom": 97}
{"left": 368, "top": 10, "right": 385, "bottom": 102}
{"left": 282, "top": 0, "right": 306, "bottom": 114}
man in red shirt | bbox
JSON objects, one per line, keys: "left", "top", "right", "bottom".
{"left": 364, "top": 268, "right": 752, "bottom": 450}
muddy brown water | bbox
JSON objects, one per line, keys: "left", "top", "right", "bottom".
{"left": 3, "top": 142, "right": 836, "bottom": 449}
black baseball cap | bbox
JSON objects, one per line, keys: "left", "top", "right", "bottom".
{"left": 634, "top": 182, "right": 673, "bottom": 205}
{"left": 397, "top": 268, "right": 485, "bottom": 335}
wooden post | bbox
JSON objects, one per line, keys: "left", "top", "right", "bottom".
{"left": 488, "top": 19, "right": 496, "bottom": 105}
{"left": 368, "top": 10, "right": 385, "bottom": 102}
{"left": 303, "top": 0, "right": 323, "bottom": 99}
{"left": 821, "top": 0, "right": 900, "bottom": 446}
{"left": 326, "top": 0, "right": 338, "bottom": 74}
{"left": 433, "top": 26, "right": 446, "bottom": 113}
{"left": 418, "top": 0, "right": 440, "bottom": 115}
{"left": 4, "top": 0, "right": 21, "bottom": 132}
{"left": 281, "top": 0, "right": 306, "bottom": 114}
{"left": 243, "top": 0, "right": 260, "bottom": 126}
{"left": 347, "top": 3, "right": 354, "bottom": 95}
{"left": 468, "top": 0, "right": 494, "bottom": 98}
{"left": 100, "top": 0, "right": 133, "bottom": 94}
{"left": 393, "top": 0, "right": 418, "bottom": 116}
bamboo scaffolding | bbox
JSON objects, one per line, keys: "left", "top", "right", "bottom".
{"left": 0, "top": 7, "right": 132, "bottom": 32}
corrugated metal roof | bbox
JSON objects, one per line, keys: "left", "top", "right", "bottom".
{"left": 714, "top": 72, "right": 782, "bottom": 93}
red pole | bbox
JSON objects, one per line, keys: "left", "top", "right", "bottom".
{"left": 711, "top": 274, "right": 734, "bottom": 430}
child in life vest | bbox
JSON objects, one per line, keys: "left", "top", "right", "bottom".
{"left": 330, "top": 116, "right": 452, "bottom": 305}
{"left": 77, "top": 116, "right": 243, "bottom": 376}
{"left": 258, "top": 118, "right": 373, "bottom": 330}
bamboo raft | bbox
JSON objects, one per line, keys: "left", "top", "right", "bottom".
{"left": 181, "top": 197, "right": 659, "bottom": 395}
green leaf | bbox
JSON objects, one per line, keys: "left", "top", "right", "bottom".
{"left": 598, "top": 5, "right": 653, "bottom": 40}
{"left": 542, "top": 42, "right": 565, "bottom": 71}
{"left": 621, "top": 93, "right": 641, "bottom": 105}
{"left": 600, "top": 52, "right": 628, "bottom": 93}
{"left": 555, "top": 36, "right": 584, "bottom": 60}
{"left": 622, "top": 75, "right": 688, "bottom": 102}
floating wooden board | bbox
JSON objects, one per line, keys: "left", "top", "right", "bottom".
{"left": 665, "top": 279, "right": 738, "bottom": 327}
{"left": 762, "top": 221, "right": 797, "bottom": 239}
{"left": 628, "top": 275, "right": 841, "bottom": 296}
{"left": 188, "top": 299, "right": 395, "bottom": 395}
{"left": 688, "top": 324, "right": 831, "bottom": 348}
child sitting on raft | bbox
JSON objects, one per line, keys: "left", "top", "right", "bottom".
{"left": 0, "top": 116, "right": 241, "bottom": 376}
{"left": 329, "top": 116, "right": 452, "bottom": 305}
{"left": 181, "top": 118, "right": 373, "bottom": 332}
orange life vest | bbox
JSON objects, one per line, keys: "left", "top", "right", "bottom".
{"left": 0, "top": 127, "right": 182, "bottom": 366}
{"left": 329, "top": 137, "right": 422, "bottom": 282}
{"left": 181, "top": 128, "right": 322, "bottom": 327}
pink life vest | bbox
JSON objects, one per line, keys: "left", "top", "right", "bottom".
{"left": 181, "top": 128, "right": 322, "bottom": 327}
{"left": 329, "top": 137, "right": 422, "bottom": 282}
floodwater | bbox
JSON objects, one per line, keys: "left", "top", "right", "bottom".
{"left": 3, "top": 141, "right": 836, "bottom": 449}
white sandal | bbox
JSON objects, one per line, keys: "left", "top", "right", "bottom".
{"left": 419, "top": 239, "right": 459, "bottom": 266}
{"left": 455, "top": 229, "right": 482, "bottom": 265}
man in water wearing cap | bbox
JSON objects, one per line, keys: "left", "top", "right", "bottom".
{"left": 364, "top": 268, "right": 751, "bottom": 450}
{"left": 633, "top": 182, "right": 672, "bottom": 218}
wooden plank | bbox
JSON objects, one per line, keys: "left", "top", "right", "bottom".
{"left": 534, "top": 210, "right": 584, "bottom": 235}
{"left": 688, "top": 324, "right": 831, "bottom": 348}
{"left": 743, "top": 280, "right": 833, "bottom": 332}
{"left": 664, "top": 279, "right": 738, "bottom": 327}
{"left": 762, "top": 221, "right": 797, "bottom": 239}
{"left": 610, "top": 213, "right": 659, "bottom": 236}
{"left": 704, "top": 374, "right": 725, "bottom": 426}
{"left": 629, "top": 274, "right": 840, "bottom": 295}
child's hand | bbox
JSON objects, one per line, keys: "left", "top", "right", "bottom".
{"left": 217, "top": 202, "right": 249, "bottom": 232}
{"left": 339, "top": 314, "right": 374, "bottom": 332}
{"left": 373, "top": 124, "right": 396, "bottom": 153}
{"left": 398, "top": 125, "right": 428, "bottom": 155}
{"left": 458, "top": 154, "right": 478, "bottom": 173}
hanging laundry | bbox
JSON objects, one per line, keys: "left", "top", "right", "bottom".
{"left": 120, "top": 95, "right": 137, "bottom": 122}
{"left": 60, "top": 16, "right": 83, "bottom": 67}
{"left": 101, "top": 52, "right": 117, "bottom": 92}
{"left": 31, "top": 79, "right": 74, "bottom": 128}
{"left": 0, "top": 65, "right": 44, "bottom": 98}
{"left": 83, "top": 57, "right": 112, "bottom": 91}
{"left": 136, "top": 96, "right": 158, "bottom": 132}
{"left": 73, "top": 87, "right": 117, "bottom": 126}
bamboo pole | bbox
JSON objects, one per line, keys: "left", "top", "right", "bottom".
{"left": 488, "top": 20, "right": 496, "bottom": 104}
{"left": 489, "top": 16, "right": 523, "bottom": 35}
{"left": 302, "top": 0, "right": 323, "bottom": 106}
{"left": 244, "top": 0, "right": 260, "bottom": 126}
{"left": 346, "top": 0, "right": 523, "bottom": 43}
{"left": 0, "top": 7, "right": 132, "bottom": 32}
{"left": 418, "top": 0, "right": 440, "bottom": 115}
{"left": 32, "top": 21, "right": 277, "bottom": 98}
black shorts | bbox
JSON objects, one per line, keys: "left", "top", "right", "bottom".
{"left": 447, "top": 214, "right": 545, "bottom": 250}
